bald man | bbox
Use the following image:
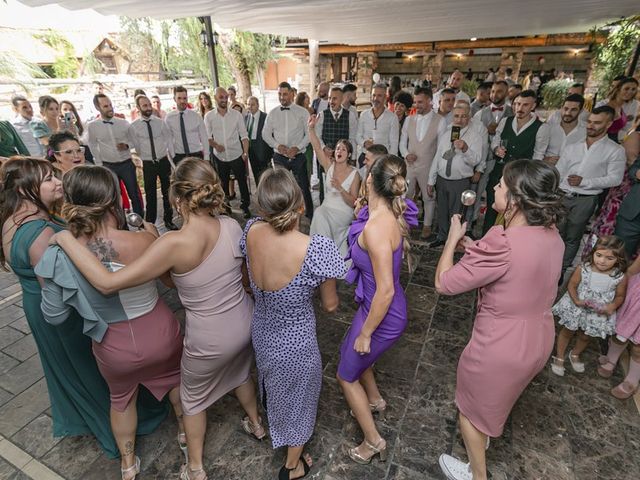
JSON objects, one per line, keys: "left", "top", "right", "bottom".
{"left": 204, "top": 87, "right": 251, "bottom": 218}
{"left": 312, "top": 81, "right": 330, "bottom": 114}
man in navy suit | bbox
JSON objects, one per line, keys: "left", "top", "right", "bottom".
{"left": 246, "top": 96, "right": 271, "bottom": 185}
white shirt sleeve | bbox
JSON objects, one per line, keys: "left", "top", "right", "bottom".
{"left": 581, "top": 146, "right": 626, "bottom": 190}
{"left": 532, "top": 122, "right": 550, "bottom": 161}
{"left": 238, "top": 112, "right": 248, "bottom": 141}
{"left": 262, "top": 111, "right": 277, "bottom": 150}
{"left": 399, "top": 119, "right": 410, "bottom": 158}
{"left": 296, "top": 108, "right": 310, "bottom": 152}
{"left": 389, "top": 115, "right": 400, "bottom": 155}
{"left": 490, "top": 117, "right": 507, "bottom": 153}
{"left": 197, "top": 115, "right": 209, "bottom": 160}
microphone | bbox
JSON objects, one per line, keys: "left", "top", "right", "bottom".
{"left": 460, "top": 190, "right": 477, "bottom": 222}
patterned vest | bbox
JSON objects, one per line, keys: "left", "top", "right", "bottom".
{"left": 321, "top": 108, "right": 350, "bottom": 149}
{"left": 500, "top": 115, "right": 543, "bottom": 161}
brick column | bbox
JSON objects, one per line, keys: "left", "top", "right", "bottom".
{"left": 356, "top": 52, "right": 378, "bottom": 106}
{"left": 422, "top": 50, "right": 445, "bottom": 89}
{"left": 498, "top": 47, "right": 524, "bottom": 81}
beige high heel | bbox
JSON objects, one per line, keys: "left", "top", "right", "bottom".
{"left": 241, "top": 416, "right": 267, "bottom": 440}
{"left": 121, "top": 456, "right": 140, "bottom": 480}
{"left": 180, "top": 464, "right": 208, "bottom": 480}
{"left": 348, "top": 438, "right": 388, "bottom": 465}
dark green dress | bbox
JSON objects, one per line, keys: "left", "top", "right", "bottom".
{"left": 10, "top": 219, "right": 168, "bottom": 458}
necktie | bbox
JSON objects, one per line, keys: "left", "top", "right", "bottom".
{"left": 179, "top": 112, "right": 190, "bottom": 154}
{"left": 334, "top": 112, "right": 339, "bottom": 121}
{"left": 144, "top": 120, "right": 157, "bottom": 161}
{"left": 102, "top": 120, "right": 113, "bottom": 125}
{"left": 280, "top": 106, "right": 290, "bottom": 111}
{"left": 248, "top": 115, "right": 255, "bottom": 138}
{"left": 445, "top": 150, "right": 453, "bottom": 177}
{"left": 491, "top": 106, "right": 504, "bottom": 112}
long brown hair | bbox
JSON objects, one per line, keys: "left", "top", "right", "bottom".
{"left": 0, "top": 157, "right": 58, "bottom": 269}
{"left": 585, "top": 235, "right": 628, "bottom": 274}
{"left": 60, "top": 100, "right": 84, "bottom": 136}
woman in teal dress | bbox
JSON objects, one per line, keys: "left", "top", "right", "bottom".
{"left": 0, "top": 157, "right": 166, "bottom": 459}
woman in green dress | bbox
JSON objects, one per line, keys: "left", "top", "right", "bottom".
{"left": 0, "top": 157, "right": 166, "bottom": 459}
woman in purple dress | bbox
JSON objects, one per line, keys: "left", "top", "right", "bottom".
{"left": 241, "top": 167, "right": 346, "bottom": 480}
{"left": 337, "top": 155, "right": 418, "bottom": 464}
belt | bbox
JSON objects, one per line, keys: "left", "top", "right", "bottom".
{"left": 565, "top": 192, "right": 597, "bottom": 198}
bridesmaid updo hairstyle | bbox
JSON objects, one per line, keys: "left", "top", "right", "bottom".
{"left": 61, "top": 165, "right": 125, "bottom": 237}
{"left": 502, "top": 159, "right": 565, "bottom": 228}
{"left": 257, "top": 167, "right": 303, "bottom": 233}
{"left": 0, "top": 157, "right": 58, "bottom": 270}
{"left": 369, "top": 154, "right": 410, "bottom": 256}
{"left": 169, "top": 157, "right": 225, "bottom": 218}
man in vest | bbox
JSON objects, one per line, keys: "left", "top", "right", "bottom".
{"left": 482, "top": 89, "right": 550, "bottom": 233}
{"left": 399, "top": 87, "right": 446, "bottom": 239}
{"left": 314, "top": 86, "right": 358, "bottom": 201}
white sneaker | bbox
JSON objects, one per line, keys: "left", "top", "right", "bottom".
{"left": 439, "top": 454, "right": 473, "bottom": 480}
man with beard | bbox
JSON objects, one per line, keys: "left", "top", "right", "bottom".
{"left": 547, "top": 84, "right": 590, "bottom": 126}
{"left": 433, "top": 69, "right": 471, "bottom": 112}
{"left": 437, "top": 88, "right": 457, "bottom": 126}
{"left": 129, "top": 95, "right": 177, "bottom": 229}
{"left": 10, "top": 95, "right": 42, "bottom": 157}
{"left": 165, "top": 86, "right": 209, "bottom": 165}
{"left": 312, "top": 81, "right": 330, "bottom": 114}
{"left": 483, "top": 89, "right": 550, "bottom": 233}
{"left": 506, "top": 83, "right": 523, "bottom": 106}
{"left": 245, "top": 96, "right": 271, "bottom": 185}
{"left": 470, "top": 82, "right": 492, "bottom": 117}
{"left": 342, "top": 83, "right": 358, "bottom": 117}
{"left": 205, "top": 87, "right": 251, "bottom": 218}
{"left": 87, "top": 93, "right": 143, "bottom": 216}
{"left": 356, "top": 83, "right": 399, "bottom": 163}
{"left": 544, "top": 94, "right": 587, "bottom": 165}
{"left": 556, "top": 106, "right": 626, "bottom": 276}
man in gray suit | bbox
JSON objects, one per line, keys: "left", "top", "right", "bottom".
{"left": 615, "top": 155, "right": 640, "bottom": 258}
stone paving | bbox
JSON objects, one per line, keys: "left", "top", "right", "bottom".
{"left": 0, "top": 205, "right": 639, "bottom": 479}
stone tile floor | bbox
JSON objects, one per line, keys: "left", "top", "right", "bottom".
{"left": 0, "top": 207, "right": 639, "bottom": 479}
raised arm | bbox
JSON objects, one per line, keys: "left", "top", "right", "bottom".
{"left": 308, "top": 115, "right": 332, "bottom": 171}
{"left": 53, "top": 229, "right": 179, "bottom": 295}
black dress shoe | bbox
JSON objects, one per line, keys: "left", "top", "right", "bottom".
{"left": 428, "top": 239, "right": 446, "bottom": 248}
{"left": 164, "top": 220, "right": 179, "bottom": 231}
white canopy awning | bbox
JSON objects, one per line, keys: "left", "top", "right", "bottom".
{"left": 18, "top": 1, "right": 639, "bottom": 45}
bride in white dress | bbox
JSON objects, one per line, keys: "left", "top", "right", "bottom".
{"left": 308, "top": 115, "right": 361, "bottom": 256}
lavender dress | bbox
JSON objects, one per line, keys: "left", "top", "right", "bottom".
{"left": 337, "top": 201, "right": 419, "bottom": 382}
{"left": 240, "top": 219, "right": 346, "bottom": 448}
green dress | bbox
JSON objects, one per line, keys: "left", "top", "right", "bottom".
{"left": 10, "top": 219, "right": 168, "bottom": 458}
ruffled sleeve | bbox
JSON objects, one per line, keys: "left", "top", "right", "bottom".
{"left": 239, "top": 217, "right": 262, "bottom": 258}
{"left": 35, "top": 246, "right": 109, "bottom": 342}
{"left": 305, "top": 235, "right": 347, "bottom": 282}
{"left": 439, "top": 226, "right": 511, "bottom": 295}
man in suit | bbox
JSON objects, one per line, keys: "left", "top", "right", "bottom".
{"left": 615, "top": 155, "right": 640, "bottom": 258}
{"left": 246, "top": 96, "right": 271, "bottom": 186}
{"left": 311, "top": 81, "right": 330, "bottom": 114}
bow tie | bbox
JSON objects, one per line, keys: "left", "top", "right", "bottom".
{"left": 280, "top": 106, "right": 290, "bottom": 111}
{"left": 491, "top": 106, "right": 504, "bottom": 112}
{"left": 102, "top": 120, "right": 114, "bottom": 124}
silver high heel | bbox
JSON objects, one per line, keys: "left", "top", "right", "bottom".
{"left": 348, "top": 438, "right": 388, "bottom": 464}
{"left": 121, "top": 456, "right": 140, "bottom": 480}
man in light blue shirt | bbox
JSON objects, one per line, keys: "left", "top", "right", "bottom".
{"left": 10, "top": 95, "right": 43, "bottom": 157}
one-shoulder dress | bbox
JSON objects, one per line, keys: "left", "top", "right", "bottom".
{"left": 337, "top": 201, "right": 419, "bottom": 382}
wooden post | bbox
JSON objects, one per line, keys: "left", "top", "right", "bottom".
{"left": 498, "top": 47, "right": 524, "bottom": 81}
{"left": 356, "top": 52, "right": 378, "bottom": 106}
{"left": 309, "top": 39, "right": 320, "bottom": 98}
{"left": 422, "top": 50, "right": 445, "bottom": 89}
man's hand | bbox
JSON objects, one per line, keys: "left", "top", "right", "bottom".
{"left": 453, "top": 139, "right": 468, "bottom": 152}
{"left": 277, "top": 144, "right": 288, "bottom": 156}
{"left": 426, "top": 184, "right": 435, "bottom": 197}
{"left": 494, "top": 146, "right": 507, "bottom": 159}
{"left": 471, "top": 171, "right": 481, "bottom": 184}
{"left": 287, "top": 146, "right": 299, "bottom": 158}
{"left": 567, "top": 175, "right": 583, "bottom": 187}
{"left": 405, "top": 153, "right": 418, "bottom": 163}
{"left": 487, "top": 123, "right": 497, "bottom": 135}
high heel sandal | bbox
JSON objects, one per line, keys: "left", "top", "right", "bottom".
{"left": 278, "top": 455, "right": 312, "bottom": 480}
{"left": 241, "top": 416, "right": 267, "bottom": 440}
{"left": 349, "top": 398, "right": 387, "bottom": 420}
{"left": 177, "top": 432, "right": 188, "bottom": 463}
{"left": 180, "top": 464, "right": 208, "bottom": 480}
{"left": 121, "top": 456, "right": 140, "bottom": 480}
{"left": 348, "top": 438, "right": 388, "bottom": 465}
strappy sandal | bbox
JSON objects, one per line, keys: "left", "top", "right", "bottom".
{"left": 348, "top": 438, "right": 388, "bottom": 465}
{"left": 180, "top": 464, "right": 208, "bottom": 480}
{"left": 349, "top": 398, "right": 387, "bottom": 420}
{"left": 241, "top": 416, "right": 267, "bottom": 440}
{"left": 611, "top": 381, "right": 639, "bottom": 400}
{"left": 278, "top": 455, "right": 311, "bottom": 480}
{"left": 597, "top": 355, "right": 615, "bottom": 378}
{"left": 177, "top": 432, "right": 188, "bottom": 463}
{"left": 550, "top": 356, "right": 565, "bottom": 376}
{"left": 121, "top": 456, "right": 140, "bottom": 480}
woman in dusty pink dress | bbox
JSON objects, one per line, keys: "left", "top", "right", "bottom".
{"left": 435, "top": 160, "right": 565, "bottom": 480}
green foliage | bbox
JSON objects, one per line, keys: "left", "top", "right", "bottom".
{"left": 82, "top": 51, "right": 104, "bottom": 75}
{"left": 592, "top": 18, "right": 640, "bottom": 96}
{"left": 460, "top": 79, "right": 478, "bottom": 99}
{"left": 0, "top": 51, "right": 47, "bottom": 86}
{"left": 33, "top": 30, "right": 80, "bottom": 78}
{"left": 541, "top": 79, "right": 572, "bottom": 109}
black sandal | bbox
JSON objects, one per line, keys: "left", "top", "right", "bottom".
{"left": 278, "top": 455, "right": 311, "bottom": 480}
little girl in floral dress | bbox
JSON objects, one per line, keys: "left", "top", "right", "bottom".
{"left": 551, "top": 236, "right": 628, "bottom": 376}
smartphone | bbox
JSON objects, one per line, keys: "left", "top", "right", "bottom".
{"left": 450, "top": 125, "right": 461, "bottom": 142}
{"left": 63, "top": 112, "right": 74, "bottom": 128}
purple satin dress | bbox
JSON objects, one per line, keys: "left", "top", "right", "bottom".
{"left": 337, "top": 201, "right": 419, "bottom": 382}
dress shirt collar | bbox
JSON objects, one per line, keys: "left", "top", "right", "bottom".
{"left": 13, "top": 115, "right": 30, "bottom": 124}
{"left": 329, "top": 107, "right": 343, "bottom": 117}
{"left": 512, "top": 114, "right": 536, "bottom": 133}
{"left": 585, "top": 134, "right": 609, "bottom": 150}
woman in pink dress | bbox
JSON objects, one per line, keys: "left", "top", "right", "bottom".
{"left": 435, "top": 160, "right": 565, "bottom": 480}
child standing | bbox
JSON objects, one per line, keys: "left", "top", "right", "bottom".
{"left": 598, "top": 253, "right": 640, "bottom": 399}
{"left": 551, "top": 236, "right": 628, "bottom": 376}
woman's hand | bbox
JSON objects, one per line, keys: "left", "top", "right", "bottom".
{"left": 48, "top": 230, "right": 71, "bottom": 246}
{"left": 141, "top": 221, "right": 160, "bottom": 238}
{"left": 446, "top": 214, "right": 467, "bottom": 245}
{"left": 353, "top": 332, "right": 371, "bottom": 355}
{"left": 308, "top": 114, "right": 318, "bottom": 129}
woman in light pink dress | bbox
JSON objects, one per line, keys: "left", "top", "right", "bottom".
{"left": 435, "top": 160, "right": 565, "bottom": 480}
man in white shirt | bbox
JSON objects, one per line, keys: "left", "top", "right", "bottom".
{"left": 427, "top": 103, "right": 483, "bottom": 247}
{"left": 263, "top": 81, "right": 314, "bottom": 218}
{"left": 165, "top": 86, "right": 209, "bottom": 165}
{"left": 436, "top": 88, "right": 457, "bottom": 126}
{"left": 544, "top": 94, "right": 587, "bottom": 165}
{"left": 129, "top": 95, "right": 177, "bottom": 229}
{"left": 87, "top": 93, "right": 143, "bottom": 216}
{"left": 556, "top": 106, "right": 626, "bottom": 275}
{"left": 470, "top": 82, "right": 491, "bottom": 117}
{"left": 10, "top": 95, "right": 42, "bottom": 157}
{"left": 342, "top": 84, "right": 358, "bottom": 117}
{"left": 356, "top": 83, "right": 400, "bottom": 164}
{"left": 150, "top": 95, "right": 167, "bottom": 120}
{"left": 205, "top": 87, "right": 251, "bottom": 218}
{"left": 546, "top": 84, "right": 590, "bottom": 127}
{"left": 432, "top": 69, "right": 471, "bottom": 112}
{"left": 245, "top": 96, "right": 271, "bottom": 184}
{"left": 399, "top": 87, "right": 446, "bottom": 238}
